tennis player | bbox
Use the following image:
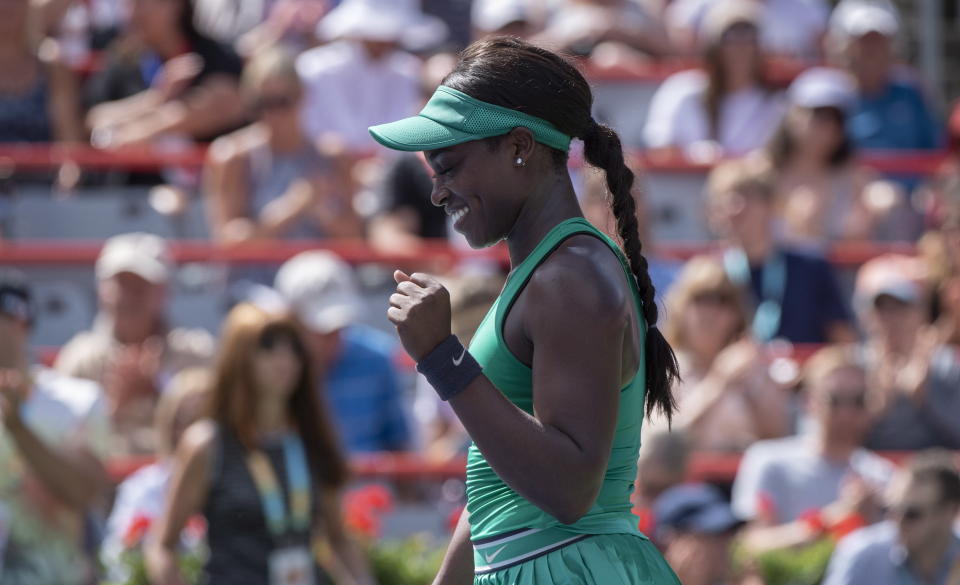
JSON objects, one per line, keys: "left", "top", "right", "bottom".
{"left": 373, "top": 37, "right": 682, "bottom": 585}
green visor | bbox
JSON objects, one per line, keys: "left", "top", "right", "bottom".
{"left": 368, "top": 86, "right": 572, "bottom": 153}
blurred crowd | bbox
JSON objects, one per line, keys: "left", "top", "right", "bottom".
{"left": 1, "top": 0, "right": 960, "bottom": 584}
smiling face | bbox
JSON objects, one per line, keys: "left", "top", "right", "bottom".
{"left": 425, "top": 137, "right": 528, "bottom": 249}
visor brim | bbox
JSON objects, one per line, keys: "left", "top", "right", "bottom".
{"left": 369, "top": 115, "right": 485, "bottom": 152}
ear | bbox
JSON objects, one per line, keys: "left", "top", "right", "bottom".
{"left": 505, "top": 127, "right": 537, "bottom": 166}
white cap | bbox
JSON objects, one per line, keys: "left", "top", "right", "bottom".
{"left": 788, "top": 67, "right": 858, "bottom": 112}
{"left": 317, "top": 0, "right": 448, "bottom": 50}
{"left": 274, "top": 251, "right": 361, "bottom": 334}
{"left": 472, "top": 0, "right": 529, "bottom": 33}
{"left": 830, "top": 2, "right": 899, "bottom": 41}
{"left": 95, "top": 232, "right": 173, "bottom": 284}
{"left": 854, "top": 254, "right": 926, "bottom": 310}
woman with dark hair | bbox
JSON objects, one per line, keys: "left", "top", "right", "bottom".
{"left": 761, "top": 67, "right": 907, "bottom": 249}
{"left": 370, "top": 37, "right": 681, "bottom": 584}
{"left": 145, "top": 304, "right": 373, "bottom": 585}
{"left": 644, "top": 0, "right": 783, "bottom": 157}
{"left": 85, "top": 0, "right": 245, "bottom": 148}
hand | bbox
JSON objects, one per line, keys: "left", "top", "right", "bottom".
{"left": 154, "top": 53, "right": 203, "bottom": 102}
{"left": 388, "top": 271, "right": 451, "bottom": 362}
{"left": 0, "top": 369, "right": 29, "bottom": 427}
{"left": 710, "top": 339, "right": 762, "bottom": 386}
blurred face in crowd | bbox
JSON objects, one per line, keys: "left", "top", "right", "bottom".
{"left": 718, "top": 22, "right": 761, "bottom": 86}
{"left": 786, "top": 106, "right": 846, "bottom": 162}
{"left": 253, "top": 330, "right": 302, "bottom": 403}
{"left": 129, "top": 0, "right": 185, "bottom": 47}
{"left": 98, "top": 272, "right": 167, "bottom": 342}
{"left": 306, "top": 329, "right": 342, "bottom": 373}
{"left": 682, "top": 289, "right": 740, "bottom": 361}
{"left": 252, "top": 75, "right": 303, "bottom": 132}
{"left": 861, "top": 294, "right": 924, "bottom": 354}
{"left": 845, "top": 32, "right": 894, "bottom": 92}
{"left": 359, "top": 39, "right": 398, "bottom": 61}
{"left": 810, "top": 365, "right": 871, "bottom": 445}
{"left": 710, "top": 186, "right": 772, "bottom": 245}
{"left": 665, "top": 531, "right": 736, "bottom": 585}
{"left": 888, "top": 475, "right": 959, "bottom": 556}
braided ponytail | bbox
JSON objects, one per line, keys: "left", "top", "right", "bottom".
{"left": 443, "top": 37, "right": 679, "bottom": 424}
{"left": 582, "top": 121, "right": 679, "bottom": 425}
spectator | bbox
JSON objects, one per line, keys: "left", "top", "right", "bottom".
{"left": 204, "top": 47, "right": 362, "bottom": 246}
{"left": 85, "top": 0, "right": 246, "bottom": 149}
{"left": 828, "top": 2, "right": 943, "bottom": 151}
{"left": 632, "top": 429, "right": 692, "bottom": 538}
{"left": 145, "top": 303, "right": 374, "bottom": 585}
{"left": 761, "top": 67, "right": 911, "bottom": 249}
{"left": 853, "top": 255, "right": 960, "bottom": 450}
{"left": 297, "top": 0, "right": 444, "bottom": 152}
{"left": 55, "top": 233, "right": 215, "bottom": 456}
{"left": 733, "top": 345, "right": 894, "bottom": 556}
{"left": 0, "top": 0, "right": 84, "bottom": 144}
{"left": 655, "top": 483, "right": 745, "bottom": 585}
{"left": 653, "top": 256, "right": 789, "bottom": 451}
{"left": 533, "top": 0, "right": 672, "bottom": 59}
{"left": 0, "top": 269, "right": 110, "bottom": 585}
{"left": 101, "top": 367, "right": 210, "bottom": 583}
{"left": 666, "top": 0, "right": 830, "bottom": 60}
{"left": 823, "top": 450, "right": 960, "bottom": 585}
{"left": 644, "top": 1, "right": 785, "bottom": 157}
{"left": 706, "top": 158, "right": 856, "bottom": 344}
{"left": 275, "top": 251, "right": 412, "bottom": 454}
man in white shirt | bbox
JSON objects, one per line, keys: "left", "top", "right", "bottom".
{"left": 297, "top": 0, "right": 445, "bottom": 152}
{"left": 0, "top": 269, "right": 110, "bottom": 585}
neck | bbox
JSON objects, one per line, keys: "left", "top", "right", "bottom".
{"left": 151, "top": 31, "right": 190, "bottom": 60}
{"left": 908, "top": 531, "right": 953, "bottom": 579}
{"left": 736, "top": 234, "right": 774, "bottom": 265}
{"left": 856, "top": 70, "right": 888, "bottom": 97}
{"left": 815, "top": 432, "right": 858, "bottom": 463}
{"left": 506, "top": 171, "right": 582, "bottom": 267}
{"left": 255, "top": 395, "right": 289, "bottom": 436}
{"left": 266, "top": 123, "right": 306, "bottom": 154}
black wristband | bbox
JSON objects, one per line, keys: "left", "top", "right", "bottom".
{"left": 416, "top": 335, "right": 483, "bottom": 401}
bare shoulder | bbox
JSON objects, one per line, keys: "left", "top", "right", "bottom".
{"left": 176, "top": 419, "right": 217, "bottom": 465}
{"left": 525, "top": 234, "right": 631, "bottom": 322}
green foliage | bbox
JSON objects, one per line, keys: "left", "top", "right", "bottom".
{"left": 733, "top": 538, "right": 836, "bottom": 585}
{"left": 367, "top": 535, "right": 446, "bottom": 585}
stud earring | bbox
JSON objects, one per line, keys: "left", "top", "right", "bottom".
{"left": 515, "top": 157, "right": 525, "bottom": 167}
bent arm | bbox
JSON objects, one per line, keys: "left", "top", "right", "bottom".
{"left": 446, "top": 248, "right": 627, "bottom": 523}
{"left": 318, "top": 488, "right": 376, "bottom": 585}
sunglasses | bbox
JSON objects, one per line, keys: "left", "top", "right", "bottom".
{"left": 691, "top": 292, "right": 735, "bottom": 306}
{"left": 253, "top": 94, "right": 297, "bottom": 113}
{"left": 826, "top": 392, "right": 867, "bottom": 410}
{"left": 893, "top": 502, "right": 940, "bottom": 523}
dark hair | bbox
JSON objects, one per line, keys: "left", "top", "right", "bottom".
{"left": 766, "top": 106, "right": 855, "bottom": 170}
{"left": 907, "top": 450, "right": 960, "bottom": 506}
{"left": 443, "top": 37, "right": 679, "bottom": 424}
{"left": 209, "top": 304, "right": 349, "bottom": 489}
{"left": 702, "top": 21, "right": 769, "bottom": 140}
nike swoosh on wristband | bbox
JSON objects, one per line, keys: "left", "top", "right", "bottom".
{"left": 484, "top": 545, "right": 508, "bottom": 563}
{"left": 452, "top": 347, "right": 466, "bottom": 366}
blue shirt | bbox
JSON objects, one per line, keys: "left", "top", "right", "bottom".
{"left": 849, "top": 79, "right": 943, "bottom": 152}
{"left": 824, "top": 522, "right": 960, "bottom": 585}
{"left": 743, "top": 248, "right": 852, "bottom": 344}
{"left": 323, "top": 325, "right": 411, "bottom": 453}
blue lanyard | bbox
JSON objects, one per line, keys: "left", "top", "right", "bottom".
{"left": 245, "top": 434, "right": 312, "bottom": 539}
{"left": 723, "top": 247, "right": 787, "bottom": 342}
{"left": 139, "top": 52, "right": 164, "bottom": 86}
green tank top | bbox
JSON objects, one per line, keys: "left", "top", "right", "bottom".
{"left": 465, "top": 217, "right": 648, "bottom": 540}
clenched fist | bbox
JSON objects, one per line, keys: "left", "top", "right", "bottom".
{"left": 387, "top": 271, "right": 452, "bottom": 362}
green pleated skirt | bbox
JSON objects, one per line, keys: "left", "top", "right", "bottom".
{"left": 472, "top": 533, "right": 681, "bottom": 585}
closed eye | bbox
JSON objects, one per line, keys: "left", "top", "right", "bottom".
{"left": 432, "top": 165, "right": 456, "bottom": 180}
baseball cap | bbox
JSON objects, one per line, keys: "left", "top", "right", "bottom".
{"left": 654, "top": 484, "right": 743, "bottom": 540}
{"left": 95, "top": 232, "right": 174, "bottom": 284}
{"left": 0, "top": 269, "right": 32, "bottom": 323}
{"left": 854, "top": 254, "right": 926, "bottom": 308}
{"left": 274, "top": 251, "right": 361, "bottom": 334}
{"left": 369, "top": 85, "right": 572, "bottom": 153}
{"left": 788, "top": 67, "right": 858, "bottom": 112}
{"left": 699, "top": 0, "right": 760, "bottom": 47}
{"left": 830, "top": 2, "right": 899, "bottom": 41}
{"left": 472, "top": 0, "right": 529, "bottom": 33}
